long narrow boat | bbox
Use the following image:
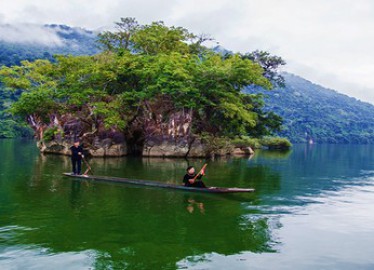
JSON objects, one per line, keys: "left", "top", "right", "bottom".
{"left": 62, "top": 173, "right": 255, "bottom": 193}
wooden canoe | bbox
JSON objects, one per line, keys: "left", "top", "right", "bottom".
{"left": 62, "top": 173, "right": 255, "bottom": 193}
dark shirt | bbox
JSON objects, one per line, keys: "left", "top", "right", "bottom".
{"left": 70, "top": 145, "right": 83, "bottom": 159}
{"left": 183, "top": 173, "right": 202, "bottom": 186}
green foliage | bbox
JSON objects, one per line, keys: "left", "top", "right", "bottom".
{"left": 92, "top": 99, "right": 127, "bottom": 129}
{"left": 0, "top": 18, "right": 283, "bottom": 141}
{"left": 251, "top": 73, "right": 374, "bottom": 144}
{"left": 242, "top": 94, "right": 283, "bottom": 137}
{"left": 231, "top": 136, "right": 291, "bottom": 149}
{"left": 131, "top": 22, "right": 192, "bottom": 55}
{"left": 10, "top": 88, "right": 57, "bottom": 119}
{"left": 231, "top": 137, "right": 262, "bottom": 149}
{"left": 43, "top": 127, "right": 57, "bottom": 142}
{"left": 260, "top": 137, "right": 292, "bottom": 149}
{"left": 0, "top": 84, "right": 33, "bottom": 138}
{"left": 98, "top": 17, "right": 140, "bottom": 52}
{"left": 0, "top": 25, "right": 99, "bottom": 139}
{"left": 242, "top": 50, "right": 286, "bottom": 87}
{"left": 0, "top": 119, "right": 33, "bottom": 138}
{"left": 43, "top": 127, "right": 64, "bottom": 142}
{"left": 200, "top": 132, "right": 233, "bottom": 155}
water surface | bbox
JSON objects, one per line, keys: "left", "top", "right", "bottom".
{"left": 0, "top": 140, "right": 374, "bottom": 269}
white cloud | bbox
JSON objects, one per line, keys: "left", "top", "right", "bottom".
{"left": 0, "top": 0, "right": 374, "bottom": 103}
{"left": 0, "top": 24, "right": 64, "bottom": 46}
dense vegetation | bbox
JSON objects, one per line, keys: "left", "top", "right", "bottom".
{"left": 0, "top": 24, "right": 99, "bottom": 138}
{"left": 0, "top": 89, "right": 33, "bottom": 138}
{"left": 251, "top": 73, "right": 374, "bottom": 143}
{"left": 0, "top": 18, "right": 286, "bottom": 152}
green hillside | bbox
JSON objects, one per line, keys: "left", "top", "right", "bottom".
{"left": 250, "top": 73, "right": 374, "bottom": 143}
{"left": 0, "top": 24, "right": 99, "bottom": 138}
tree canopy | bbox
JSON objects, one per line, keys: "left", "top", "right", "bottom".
{"left": 0, "top": 18, "right": 284, "bottom": 142}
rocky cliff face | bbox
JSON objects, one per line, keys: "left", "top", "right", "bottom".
{"left": 29, "top": 108, "right": 253, "bottom": 158}
{"left": 28, "top": 112, "right": 128, "bottom": 157}
{"left": 38, "top": 139, "right": 128, "bottom": 157}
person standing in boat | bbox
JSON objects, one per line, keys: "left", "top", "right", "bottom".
{"left": 70, "top": 140, "right": 84, "bottom": 175}
{"left": 183, "top": 166, "right": 207, "bottom": 188}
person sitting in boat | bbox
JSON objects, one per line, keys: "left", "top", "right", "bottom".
{"left": 70, "top": 140, "right": 84, "bottom": 175}
{"left": 183, "top": 166, "right": 207, "bottom": 188}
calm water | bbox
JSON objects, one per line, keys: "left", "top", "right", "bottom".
{"left": 1, "top": 140, "right": 374, "bottom": 270}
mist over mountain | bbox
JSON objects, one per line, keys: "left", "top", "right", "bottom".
{"left": 0, "top": 24, "right": 99, "bottom": 66}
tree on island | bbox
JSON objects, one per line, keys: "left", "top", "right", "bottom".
{"left": 0, "top": 17, "right": 288, "bottom": 157}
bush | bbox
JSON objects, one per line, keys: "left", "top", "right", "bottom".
{"left": 231, "top": 136, "right": 262, "bottom": 149}
{"left": 199, "top": 134, "right": 292, "bottom": 157}
{"left": 259, "top": 137, "right": 292, "bottom": 149}
{"left": 43, "top": 127, "right": 64, "bottom": 142}
{"left": 200, "top": 133, "right": 233, "bottom": 156}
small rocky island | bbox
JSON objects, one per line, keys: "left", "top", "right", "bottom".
{"left": 36, "top": 112, "right": 258, "bottom": 157}
{"left": 0, "top": 18, "right": 290, "bottom": 158}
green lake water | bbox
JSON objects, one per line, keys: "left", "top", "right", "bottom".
{"left": 1, "top": 139, "right": 374, "bottom": 270}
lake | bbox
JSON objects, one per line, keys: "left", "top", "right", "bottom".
{"left": 0, "top": 139, "right": 374, "bottom": 270}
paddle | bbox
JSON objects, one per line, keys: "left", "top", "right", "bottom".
{"left": 192, "top": 163, "right": 208, "bottom": 182}
{"left": 82, "top": 156, "right": 93, "bottom": 176}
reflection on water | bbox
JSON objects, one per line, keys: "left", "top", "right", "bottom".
{"left": 181, "top": 181, "right": 374, "bottom": 270}
{"left": 1, "top": 140, "right": 374, "bottom": 269}
{"left": 185, "top": 197, "right": 205, "bottom": 214}
{"left": 254, "top": 149, "right": 292, "bottom": 159}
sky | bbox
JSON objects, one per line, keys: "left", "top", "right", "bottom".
{"left": 1, "top": 0, "right": 374, "bottom": 103}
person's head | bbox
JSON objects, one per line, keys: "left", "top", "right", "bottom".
{"left": 187, "top": 166, "right": 195, "bottom": 175}
{"left": 73, "top": 140, "right": 80, "bottom": 147}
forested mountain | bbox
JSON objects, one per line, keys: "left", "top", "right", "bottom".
{"left": 250, "top": 73, "right": 374, "bottom": 143}
{"left": 0, "top": 24, "right": 100, "bottom": 138}
{"left": 0, "top": 24, "right": 99, "bottom": 66}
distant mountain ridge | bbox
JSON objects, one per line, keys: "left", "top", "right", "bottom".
{"left": 0, "top": 24, "right": 99, "bottom": 66}
{"left": 249, "top": 73, "right": 374, "bottom": 143}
